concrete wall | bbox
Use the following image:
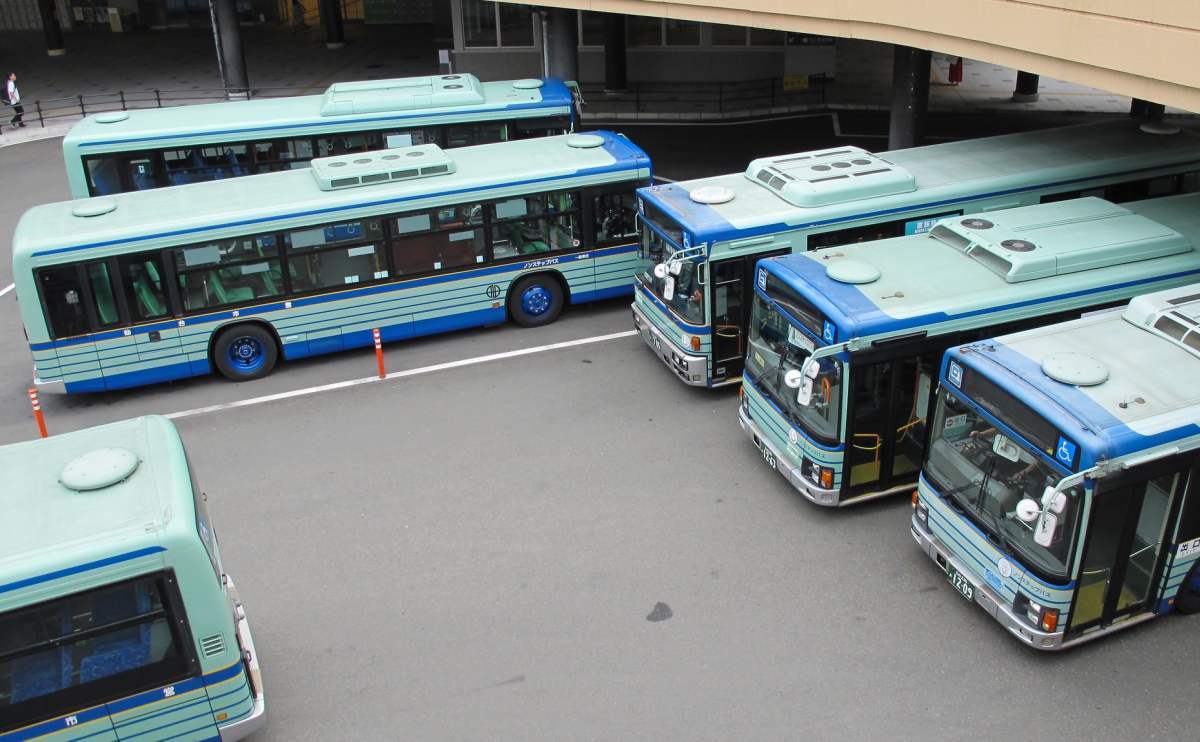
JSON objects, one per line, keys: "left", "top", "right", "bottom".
{"left": 515, "top": 0, "right": 1200, "bottom": 112}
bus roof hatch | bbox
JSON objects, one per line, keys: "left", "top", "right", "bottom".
{"left": 743, "top": 146, "right": 916, "bottom": 207}
{"left": 320, "top": 74, "right": 486, "bottom": 116}
{"left": 310, "top": 145, "right": 456, "bottom": 191}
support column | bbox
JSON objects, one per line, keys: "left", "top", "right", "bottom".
{"left": 1130, "top": 97, "right": 1150, "bottom": 118}
{"left": 1138, "top": 101, "right": 1179, "bottom": 135}
{"left": 209, "top": 0, "right": 249, "bottom": 98}
{"left": 38, "top": 0, "right": 65, "bottom": 56}
{"left": 544, "top": 7, "right": 578, "bottom": 82}
{"left": 603, "top": 13, "right": 626, "bottom": 92}
{"left": 1012, "top": 70, "right": 1039, "bottom": 103}
{"left": 887, "top": 45, "right": 930, "bottom": 151}
{"left": 320, "top": 0, "right": 344, "bottom": 50}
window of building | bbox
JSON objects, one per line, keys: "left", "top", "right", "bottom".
{"left": 462, "top": 0, "right": 534, "bottom": 48}
{"left": 579, "top": 11, "right": 605, "bottom": 46}
{"left": 664, "top": 19, "right": 700, "bottom": 46}
{"left": 627, "top": 16, "right": 662, "bottom": 46}
{"left": 286, "top": 219, "right": 388, "bottom": 292}
{"left": 710, "top": 23, "right": 785, "bottom": 46}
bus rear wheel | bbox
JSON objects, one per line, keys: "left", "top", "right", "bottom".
{"left": 508, "top": 275, "right": 564, "bottom": 327}
{"left": 213, "top": 324, "right": 278, "bottom": 381}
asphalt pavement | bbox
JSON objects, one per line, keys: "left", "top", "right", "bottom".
{"left": 1, "top": 124, "right": 1198, "bottom": 740}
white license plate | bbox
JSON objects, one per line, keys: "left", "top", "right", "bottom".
{"left": 755, "top": 437, "right": 776, "bottom": 470}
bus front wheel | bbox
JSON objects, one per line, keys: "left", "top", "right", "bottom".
{"left": 508, "top": 275, "right": 564, "bottom": 328}
{"left": 213, "top": 324, "right": 278, "bottom": 381}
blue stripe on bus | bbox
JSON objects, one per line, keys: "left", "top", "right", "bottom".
{"left": 77, "top": 100, "right": 571, "bottom": 149}
{"left": 118, "top": 709, "right": 217, "bottom": 741}
{"left": 0, "top": 705, "right": 111, "bottom": 740}
{"left": 32, "top": 164, "right": 648, "bottom": 258}
{"left": 742, "top": 377, "right": 845, "bottom": 453}
{"left": 644, "top": 158, "right": 1200, "bottom": 245}
{"left": 32, "top": 243, "right": 639, "bottom": 350}
{"left": 0, "top": 546, "right": 166, "bottom": 595}
{"left": 113, "top": 696, "right": 212, "bottom": 730}
{"left": 106, "top": 677, "right": 206, "bottom": 716}
{"left": 634, "top": 283, "right": 711, "bottom": 335}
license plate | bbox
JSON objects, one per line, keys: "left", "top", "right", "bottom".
{"left": 946, "top": 564, "right": 975, "bottom": 602}
{"left": 754, "top": 437, "right": 777, "bottom": 470}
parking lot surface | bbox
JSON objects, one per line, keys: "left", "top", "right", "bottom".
{"left": 2, "top": 126, "right": 1198, "bottom": 740}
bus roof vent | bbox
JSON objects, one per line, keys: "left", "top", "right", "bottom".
{"left": 689, "top": 185, "right": 735, "bottom": 204}
{"left": 938, "top": 198, "right": 1192, "bottom": 283}
{"left": 310, "top": 145, "right": 455, "bottom": 191}
{"left": 825, "top": 259, "right": 881, "bottom": 285}
{"left": 743, "top": 146, "right": 916, "bottom": 207}
{"left": 319, "top": 74, "right": 485, "bottom": 116}
{"left": 72, "top": 200, "right": 118, "bottom": 218}
{"left": 1123, "top": 288, "right": 1200, "bottom": 361}
{"left": 1041, "top": 352, "right": 1109, "bottom": 387}
{"left": 93, "top": 111, "right": 130, "bottom": 124}
{"left": 59, "top": 447, "right": 140, "bottom": 492}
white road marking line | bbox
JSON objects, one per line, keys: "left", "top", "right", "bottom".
{"left": 165, "top": 329, "right": 637, "bottom": 421}
{"left": 0, "top": 283, "right": 13, "bottom": 298}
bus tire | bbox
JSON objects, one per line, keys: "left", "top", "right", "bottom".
{"left": 213, "top": 324, "right": 278, "bottom": 381}
{"left": 1176, "top": 563, "right": 1200, "bottom": 615}
{"left": 508, "top": 274, "right": 564, "bottom": 328}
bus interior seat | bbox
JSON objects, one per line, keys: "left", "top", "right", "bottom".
{"left": 393, "top": 237, "right": 439, "bottom": 275}
{"left": 9, "top": 649, "right": 71, "bottom": 702}
{"left": 93, "top": 284, "right": 119, "bottom": 326}
{"left": 130, "top": 164, "right": 155, "bottom": 191}
{"left": 89, "top": 160, "right": 121, "bottom": 196}
{"left": 206, "top": 270, "right": 255, "bottom": 305}
{"left": 225, "top": 149, "right": 245, "bottom": 176}
{"left": 78, "top": 586, "right": 153, "bottom": 683}
{"left": 132, "top": 275, "right": 167, "bottom": 318}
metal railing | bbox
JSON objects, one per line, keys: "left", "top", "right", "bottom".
{"left": 579, "top": 74, "right": 828, "bottom": 117}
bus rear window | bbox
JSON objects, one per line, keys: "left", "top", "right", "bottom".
{"left": 0, "top": 573, "right": 194, "bottom": 731}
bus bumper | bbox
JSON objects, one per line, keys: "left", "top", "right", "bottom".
{"left": 631, "top": 303, "right": 708, "bottom": 386}
{"left": 220, "top": 575, "right": 266, "bottom": 741}
{"left": 910, "top": 514, "right": 1068, "bottom": 650}
{"left": 738, "top": 405, "right": 838, "bottom": 506}
{"left": 33, "top": 368, "right": 66, "bottom": 395}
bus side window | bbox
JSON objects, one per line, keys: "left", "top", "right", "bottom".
{"left": 1175, "top": 467, "right": 1200, "bottom": 542}
{"left": 84, "top": 263, "right": 121, "bottom": 328}
{"left": 85, "top": 156, "right": 123, "bottom": 196}
{"left": 593, "top": 191, "right": 639, "bottom": 244}
{"left": 172, "top": 235, "right": 284, "bottom": 311}
{"left": 37, "top": 265, "right": 89, "bottom": 338}
{"left": 254, "top": 138, "right": 316, "bottom": 172}
{"left": 119, "top": 254, "right": 171, "bottom": 322}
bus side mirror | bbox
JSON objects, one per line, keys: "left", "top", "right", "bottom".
{"left": 1034, "top": 512, "right": 1059, "bottom": 547}
{"left": 662, "top": 277, "right": 675, "bottom": 301}
{"left": 783, "top": 369, "right": 803, "bottom": 389}
{"left": 1015, "top": 498, "right": 1040, "bottom": 523}
{"left": 668, "top": 260, "right": 682, "bottom": 276}
{"left": 797, "top": 377, "right": 813, "bottom": 407}
{"left": 653, "top": 263, "right": 668, "bottom": 279}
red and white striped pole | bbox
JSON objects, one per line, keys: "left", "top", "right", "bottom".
{"left": 27, "top": 388, "right": 48, "bottom": 438}
{"left": 372, "top": 328, "right": 385, "bottom": 379}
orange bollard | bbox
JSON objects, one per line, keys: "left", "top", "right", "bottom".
{"left": 28, "top": 388, "right": 48, "bottom": 438}
{"left": 373, "top": 328, "right": 385, "bottom": 379}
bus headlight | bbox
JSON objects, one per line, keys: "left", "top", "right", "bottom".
{"left": 913, "top": 494, "right": 929, "bottom": 526}
{"left": 1014, "top": 594, "right": 1059, "bottom": 633}
{"left": 802, "top": 457, "right": 834, "bottom": 490}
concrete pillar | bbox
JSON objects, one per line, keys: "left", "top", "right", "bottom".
{"left": 603, "top": 14, "right": 626, "bottom": 92}
{"left": 1012, "top": 71, "right": 1039, "bottom": 102}
{"left": 320, "top": 0, "right": 344, "bottom": 50}
{"left": 208, "top": 0, "right": 250, "bottom": 98}
{"left": 544, "top": 7, "right": 578, "bottom": 82}
{"left": 38, "top": 0, "right": 65, "bottom": 56}
{"left": 887, "top": 45, "right": 930, "bottom": 151}
{"left": 1130, "top": 98, "right": 1150, "bottom": 118}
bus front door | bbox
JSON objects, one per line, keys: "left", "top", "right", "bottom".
{"left": 1068, "top": 466, "right": 1185, "bottom": 636}
{"left": 844, "top": 353, "right": 937, "bottom": 502}
{"left": 710, "top": 250, "right": 787, "bottom": 385}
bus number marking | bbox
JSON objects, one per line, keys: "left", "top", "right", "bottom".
{"left": 64, "top": 716, "right": 79, "bottom": 727}
{"left": 163, "top": 686, "right": 176, "bottom": 698}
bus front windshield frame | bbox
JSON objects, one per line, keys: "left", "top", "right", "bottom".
{"left": 745, "top": 294, "right": 842, "bottom": 447}
{"left": 923, "top": 387, "right": 1083, "bottom": 584}
{"left": 636, "top": 223, "right": 705, "bottom": 326}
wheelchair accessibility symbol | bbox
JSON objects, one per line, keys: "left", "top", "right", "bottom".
{"left": 486, "top": 284, "right": 501, "bottom": 299}
{"left": 1055, "top": 436, "right": 1077, "bottom": 468}
{"left": 822, "top": 320, "right": 836, "bottom": 344}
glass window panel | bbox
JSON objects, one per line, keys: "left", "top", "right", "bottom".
{"left": 462, "top": 0, "right": 498, "bottom": 47}
{"left": 390, "top": 230, "right": 485, "bottom": 275}
{"left": 664, "top": 19, "right": 700, "bottom": 46}
{"left": 593, "top": 191, "right": 639, "bottom": 243}
{"left": 710, "top": 23, "right": 747, "bottom": 46}
{"left": 121, "top": 254, "right": 170, "bottom": 322}
{"left": 161, "top": 145, "right": 249, "bottom": 186}
{"left": 37, "top": 265, "right": 88, "bottom": 339}
{"left": 580, "top": 10, "right": 605, "bottom": 46}
{"left": 285, "top": 220, "right": 381, "bottom": 251}
{"left": 627, "top": 16, "right": 661, "bottom": 46}
{"left": 85, "top": 156, "right": 123, "bottom": 195}
{"left": 435, "top": 203, "right": 483, "bottom": 228}
{"left": 497, "top": 3, "right": 534, "bottom": 47}
{"left": 383, "top": 128, "right": 441, "bottom": 148}
{"left": 124, "top": 156, "right": 158, "bottom": 192}
{"left": 490, "top": 195, "right": 546, "bottom": 223}
{"left": 254, "top": 138, "right": 315, "bottom": 172}
{"left": 749, "top": 27, "right": 785, "bottom": 45}
{"left": 86, "top": 262, "right": 120, "bottom": 327}
{"left": 174, "top": 235, "right": 283, "bottom": 311}
{"left": 290, "top": 243, "right": 386, "bottom": 292}
{"left": 395, "top": 213, "right": 433, "bottom": 234}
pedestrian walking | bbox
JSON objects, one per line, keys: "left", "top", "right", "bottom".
{"left": 6, "top": 73, "right": 25, "bottom": 128}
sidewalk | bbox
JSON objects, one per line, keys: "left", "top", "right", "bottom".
{"left": 0, "top": 26, "right": 1189, "bottom": 147}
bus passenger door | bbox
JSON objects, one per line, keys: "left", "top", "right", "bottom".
{"left": 1069, "top": 467, "right": 1184, "bottom": 636}
{"left": 710, "top": 250, "right": 787, "bottom": 384}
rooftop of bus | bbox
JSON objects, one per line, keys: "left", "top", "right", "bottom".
{"left": 61, "top": 75, "right": 573, "bottom": 149}
{"left": 638, "top": 119, "right": 1200, "bottom": 243}
{"left": 0, "top": 416, "right": 188, "bottom": 592}
{"left": 951, "top": 283, "right": 1200, "bottom": 460}
{"left": 759, "top": 193, "right": 1200, "bottom": 341}
{"left": 15, "top": 131, "right": 649, "bottom": 262}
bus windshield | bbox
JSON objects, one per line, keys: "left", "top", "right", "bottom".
{"left": 637, "top": 227, "right": 704, "bottom": 324}
{"left": 745, "top": 296, "right": 842, "bottom": 444}
{"left": 923, "top": 388, "right": 1082, "bottom": 582}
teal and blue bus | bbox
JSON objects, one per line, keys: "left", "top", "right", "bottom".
{"left": 0, "top": 415, "right": 265, "bottom": 738}
{"left": 64, "top": 74, "right": 578, "bottom": 198}
{"left": 912, "top": 283, "right": 1200, "bottom": 649}
{"left": 14, "top": 131, "right": 649, "bottom": 392}
{"left": 632, "top": 120, "right": 1200, "bottom": 388}
{"left": 738, "top": 193, "right": 1200, "bottom": 507}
